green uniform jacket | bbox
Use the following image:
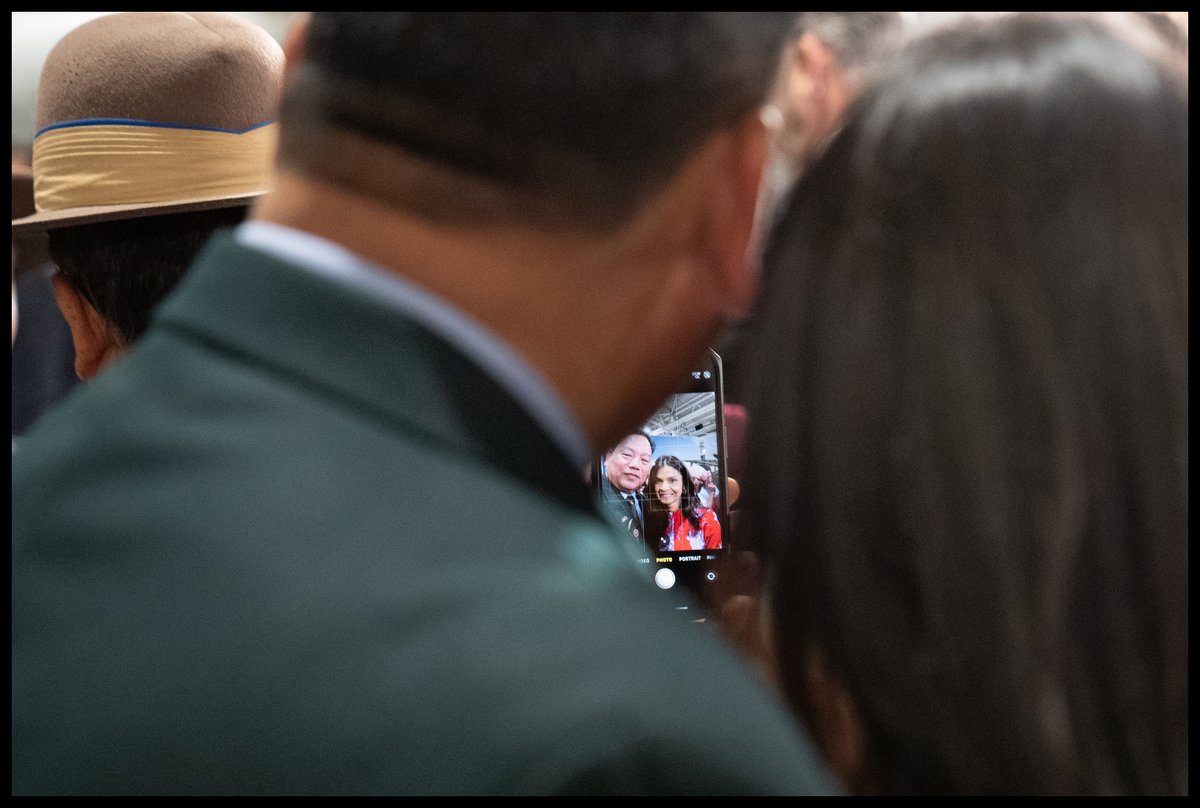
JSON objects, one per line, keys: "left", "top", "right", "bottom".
{"left": 11, "top": 235, "right": 837, "bottom": 796}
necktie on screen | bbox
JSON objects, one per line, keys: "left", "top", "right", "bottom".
{"left": 625, "top": 493, "right": 642, "bottom": 539}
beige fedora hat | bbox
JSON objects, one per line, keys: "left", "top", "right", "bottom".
{"left": 11, "top": 12, "right": 284, "bottom": 234}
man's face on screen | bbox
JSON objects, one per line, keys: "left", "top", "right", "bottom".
{"left": 605, "top": 433, "right": 652, "bottom": 493}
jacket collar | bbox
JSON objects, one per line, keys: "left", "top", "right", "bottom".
{"left": 155, "top": 234, "right": 600, "bottom": 516}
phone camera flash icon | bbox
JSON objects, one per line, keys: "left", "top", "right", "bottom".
{"left": 702, "top": 371, "right": 711, "bottom": 379}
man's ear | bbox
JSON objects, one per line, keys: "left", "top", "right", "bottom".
{"left": 792, "top": 33, "right": 852, "bottom": 146}
{"left": 51, "top": 273, "right": 122, "bottom": 379}
{"left": 794, "top": 33, "right": 839, "bottom": 98}
{"left": 698, "top": 110, "right": 771, "bottom": 319}
{"left": 280, "top": 13, "right": 311, "bottom": 87}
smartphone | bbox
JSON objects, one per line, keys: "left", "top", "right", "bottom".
{"left": 594, "top": 348, "right": 729, "bottom": 611}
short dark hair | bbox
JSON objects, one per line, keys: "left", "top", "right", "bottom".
{"left": 278, "top": 12, "right": 795, "bottom": 232}
{"left": 636, "top": 430, "right": 656, "bottom": 456}
{"left": 746, "top": 13, "right": 1187, "bottom": 795}
{"left": 607, "top": 430, "right": 656, "bottom": 459}
{"left": 48, "top": 206, "right": 247, "bottom": 345}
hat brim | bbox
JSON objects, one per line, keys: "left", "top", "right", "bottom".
{"left": 11, "top": 190, "right": 266, "bottom": 235}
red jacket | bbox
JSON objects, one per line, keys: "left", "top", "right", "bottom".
{"left": 665, "top": 508, "right": 722, "bottom": 551}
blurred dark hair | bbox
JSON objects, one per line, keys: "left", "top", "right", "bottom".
{"left": 607, "top": 430, "right": 657, "bottom": 459}
{"left": 278, "top": 12, "right": 795, "bottom": 232}
{"left": 746, "top": 12, "right": 1187, "bottom": 795}
{"left": 48, "top": 206, "right": 247, "bottom": 345}
{"left": 636, "top": 430, "right": 657, "bottom": 457}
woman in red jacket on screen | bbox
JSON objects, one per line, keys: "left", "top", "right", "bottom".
{"left": 646, "top": 454, "right": 722, "bottom": 552}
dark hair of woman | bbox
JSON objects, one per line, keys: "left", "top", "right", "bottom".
{"left": 745, "top": 12, "right": 1187, "bottom": 796}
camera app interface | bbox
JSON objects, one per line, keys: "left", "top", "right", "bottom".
{"left": 599, "top": 390, "right": 725, "bottom": 588}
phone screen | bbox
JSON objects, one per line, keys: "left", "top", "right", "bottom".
{"left": 595, "top": 349, "right": 728, "bottom": 609}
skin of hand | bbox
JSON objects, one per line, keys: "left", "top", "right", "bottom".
{"left": 711, "top": 549, "right": 780, "bottom": 688}
{"left": 689, "top": 476, "right": 777, "bottom": 687}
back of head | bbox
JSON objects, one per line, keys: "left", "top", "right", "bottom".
{"left": 278, "top": 12, "right": 795, "bottom": 232}
{"left": 747, "top": 12, "right": 1187, "bottom": 795}
{"left": 27, "top": 12, "right": 282, "bottom": 225}
{"left": 25, "top": 12, "right": 284, "bottom": 348}
{"left": 48, "top": 206, "right": 248, "bottom": 345}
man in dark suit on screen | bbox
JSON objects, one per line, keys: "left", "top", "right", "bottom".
{"left": 12, "top": 13, "right": 836, "bottom": 796}
{"left": 599, "top": 430, "right": 654, "bottom": 543}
